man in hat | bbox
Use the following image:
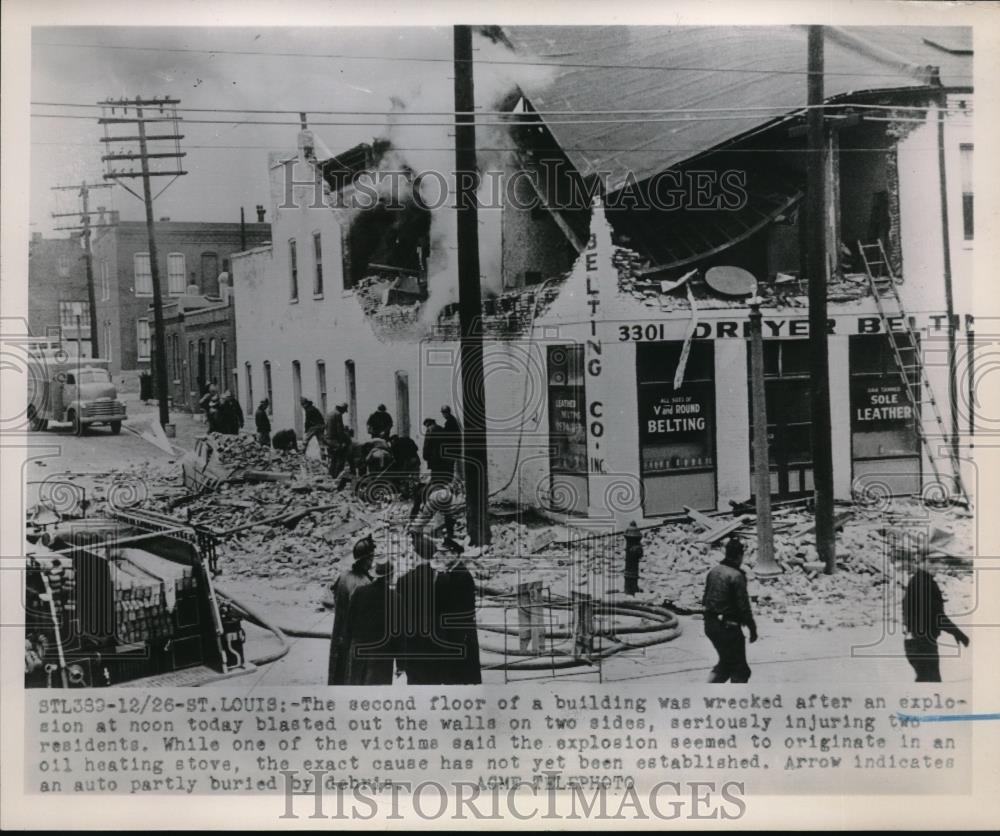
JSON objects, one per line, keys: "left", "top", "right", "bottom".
{"left": 325, "top": 402, "right": 350, "bottom": 478}
{"left": 327, "top": 536, "right": 374, "bottom": 685}
{"left": 255, "top": 398, "right": 271, "bottom": 447}
{"left": 199, "top": 384, "right": 221, "bottom": 433}
{"left": 345, "top": 557, "right": 401, "bottom": 685}
{"left": 440, "top": 405, "right": 463, "bottom": 480}
{"left": 396, "top": 532, "right": 446, "bottom": 685}
{"left": 902, "top": 548, "right": 970, "bottom": 682}
{"left": 366, "top": 404, "right": 393, "bottom": 441}
{"left": 410, "top": 417, "right": 452, "bottom": 519}
{"left": 409, "top": 481, "right": 463, "bottom": 554}
{"left": 701, "top": 535, "right": 758, "bottom": 683}
{"left": 217, "top": 390, "right": 244, "bottom": 435}
{"left": 435, "top": 553, "right": 481, "bottom": 684}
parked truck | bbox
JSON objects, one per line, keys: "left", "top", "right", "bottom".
{"left": 27, "top": 353, "right": 127, "bottom": 435}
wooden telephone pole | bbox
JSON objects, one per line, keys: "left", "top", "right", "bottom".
{"left": 98, "top": 97, "right": 187, "bottom": 428}
{"left": 51, "top": 181, "right": 115, "bottom": 358}
{"left": 806, "top": 26, "right": 837, "bottom": 574}
{"left": 454, "top": 25, "right": 491, "bottom": 547}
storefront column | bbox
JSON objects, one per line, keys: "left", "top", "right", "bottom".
{"left": 829, "top": 335, "right": 853, "bottom": 501}
{"left": 714, "top": 339, "right": 751, "bottom": 509}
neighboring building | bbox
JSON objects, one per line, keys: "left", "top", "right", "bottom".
{"left": 235, "top": 25, "right": 974, "bottom": 524}
{"left": 27, "top": 233, "right": 93, "bottom": 357}
{"left": 91, "top": 217, "right": 270, "bottom": 387}
{"left": 153, "top": 276, "right": 239, "bottom": 411}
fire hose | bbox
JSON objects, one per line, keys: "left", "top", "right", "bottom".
{"left": 213, "top": 584, "right": 681, "bottom": 671}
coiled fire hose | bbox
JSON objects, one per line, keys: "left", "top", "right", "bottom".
{"left": 214, "top": 585, "right": 682, "bottom": 671}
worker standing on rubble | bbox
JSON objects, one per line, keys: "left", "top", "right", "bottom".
{"left": 325, "top": 402, "right": 350, "bottom": 478}
{"left": 217, "top": 391, "right": 244, "bottom": 435}
{"left": 366, "top": 404, "right": 393, "bottom": 440}
{"left": 701, "top": 535, "right": 758, "bottom": 683}
{"left": 255, "top": 399, "right": 271, "bottom": 447}
{"left": 440, "top": 405, "right": 463, "bottom": 481}
{"left": 301, "top": 398, "right": 325, "bottom": 455}
{"left": 345, "top": 557, "right": 401, "bottom": 685}
{"left": 410, "top": 418, "right": 452, "bottom": 520}
{"left": 199, "top": 384, "right": 221, "bottom": 433}
{"left": 902, "top": 547, "right": 970, "bottom": 682}
{"left": 327, "top": 536, "right": 375, "bottom": 685}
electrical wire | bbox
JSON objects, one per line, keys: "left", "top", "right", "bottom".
{"left": 30, "top": 40, "right": 973, "bottom": 80}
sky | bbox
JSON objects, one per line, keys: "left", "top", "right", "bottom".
{"left": 30, "top": 27, "right": 465, "bottom": 235}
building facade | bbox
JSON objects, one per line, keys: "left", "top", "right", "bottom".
{"left": 27, "top": 234, "right": 93, "bottom": 357}
{"left": 153, "top": 279, "right": 239, "bottom": 411}
{"left": 234, "top": 26, "right": 974, "bottom": 525}
{"left": 90, "top": 219, "right": 270, "bottom": 387}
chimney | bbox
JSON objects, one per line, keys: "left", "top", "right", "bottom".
{"left": 218, "top": 273, "right": 231, "bottom": 305}
{"left": 256, "top": 205, "right": 266, "bottom": 223}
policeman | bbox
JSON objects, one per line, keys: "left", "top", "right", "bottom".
{"left": 701, "top": 535, "right": 758, "bottom": 683}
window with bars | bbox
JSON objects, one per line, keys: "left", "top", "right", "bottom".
{"left": 134, "top": 253, "right": 152, "bottom": 296}
{"left": 167, "top": 253, "right": 186, "bottom": 295}
{"left": 137, "top": 319, "right": 151, "bottom": 360}
{"left": 59, "top": 301, "right": 90, "bottom": 329}
{"left": 313, "top": 232, "right": 324, "bottom": 297}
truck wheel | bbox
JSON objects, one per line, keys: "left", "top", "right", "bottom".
{"left": 70, "top": 411, "right": 85, "bottom": 436}
{"left": 110, "top": 421, "right": 122, "bottom": 435}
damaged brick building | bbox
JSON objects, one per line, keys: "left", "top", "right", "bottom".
{"left": 234, "top": 25, "right": 974, "bottom": 523}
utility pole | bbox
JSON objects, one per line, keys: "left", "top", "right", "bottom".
{"left": 98, "top": 97, "right": 187, "bottom": 428}
{"left": 51, "top": 181, "right": 114, "bottom": 358}
{"left": 453, "top": 25, "right": 491, "bottom": 547}
{"left": 749, "top": 294, "right": 780, "bottom": 575}
{"left": 806, "top": 26, "right": 837, "bottom": 574}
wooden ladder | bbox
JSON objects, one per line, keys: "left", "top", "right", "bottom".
{"left": 857, "top": 239, "right": 969, "bottom": 506}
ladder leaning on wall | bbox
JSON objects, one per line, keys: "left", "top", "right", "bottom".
{"left": 856, "top": 239, "right": 969, "bottom": 507}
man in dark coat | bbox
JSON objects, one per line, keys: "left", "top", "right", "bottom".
{"left": 327, "top": 537, "right": 374, "bottom": 685}
{"left": 395, "top": 532, "right": 446, "bottom": 685}
{"left": 325, "top": 403, "right": 350, "bottom": 477}
{"left": 435, "top": 557, "right": 481, "bottom": 684}
{"left": 903, "top": 555, "right": 970, "bottom": 682}
{"left": 411, "top": 418, "right": 452, "bottom": 518}
{"left": 345, "top": 558, "right": 401, "bottom": 685}
{"left": 440, "top": 405, "right": 463, "bottom": 478}
{"left": 701, "top": 536, "right": 758, "bottom": 683}
{"left": 255, "top": 399, "right": 271, "bottom": 447}
{"left": 217, "top": 391, "right": 243, "bottom": 435}
{"left": 366, "top": 404, "right": 394, "bottom": 440}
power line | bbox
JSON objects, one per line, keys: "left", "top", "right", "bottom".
{"left": 28, "top": 111, "right": 953, "bottom": 128}
{"left": 30, "top": 100, "right": 973, "bottom": 116}
{"left": 30, "top": 40, "right": 974, "bottom": 80}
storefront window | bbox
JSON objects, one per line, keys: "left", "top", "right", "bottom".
{"left": 850, "top": 335, "right": 920, "bottom": 459}
{"left": 547, "top": 345, "right": 587, "bottom": 475}
{"left": 637, "top": 341, "right": 716, "bottom": 515}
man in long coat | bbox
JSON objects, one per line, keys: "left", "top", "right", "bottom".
{"left": 345, "top": 558, "right": 401, "bottom": 685}
{"left": 395, "top": 532, "right": 446, "bottom": 685}
{"left": 903, "top": 552, "right": 970, "bottom": 682}
{"left": 327, "top": 537, "right": 374, "bottom": 685}
{"left": 435, "top": 557, "right": 481, "bottom": 684}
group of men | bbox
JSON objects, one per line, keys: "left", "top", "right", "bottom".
{"left": 327, "top": 533, "right": 481, "bottom": 686}
{"left": 199, "top": 384, "right": 244, "bottom": 435}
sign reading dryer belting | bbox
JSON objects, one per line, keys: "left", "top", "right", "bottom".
{"left": 616, "top": 314, "right": 959, "bottom": 341}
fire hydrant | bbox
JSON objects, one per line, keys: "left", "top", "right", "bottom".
{"left": 623, "top": 520, "right": 643, "bottom": 595}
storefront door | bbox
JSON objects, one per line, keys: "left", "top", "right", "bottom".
{"left": 749, "top": 339, "right": 814, "bottom": 499}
